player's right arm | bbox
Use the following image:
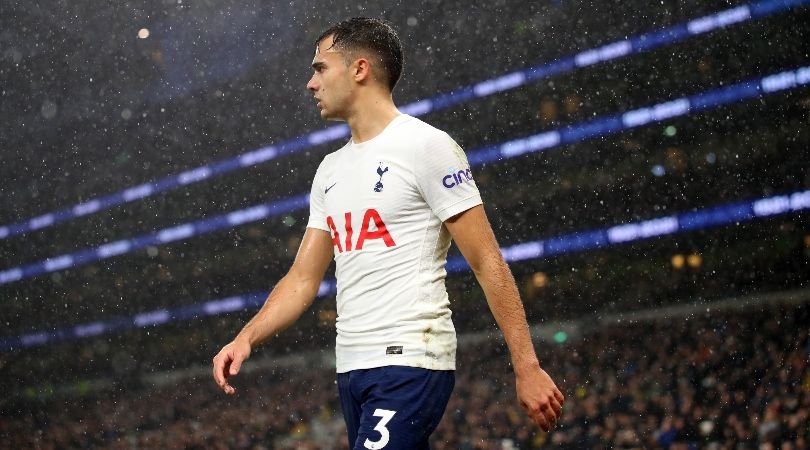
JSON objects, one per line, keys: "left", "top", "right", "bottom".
{"left": 212, "top": 227, "right": 334, "bottom": 395}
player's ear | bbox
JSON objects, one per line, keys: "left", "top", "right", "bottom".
{"left": 352, "top": 58, "right": 371, "bottom": 83}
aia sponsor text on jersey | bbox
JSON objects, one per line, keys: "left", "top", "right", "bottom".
{"left": 326, "top": 208, "right": 396, "bottom": 253}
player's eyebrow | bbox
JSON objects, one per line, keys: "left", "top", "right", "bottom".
{"left": 312, "top": 61, "right": 326, "bottom": 71}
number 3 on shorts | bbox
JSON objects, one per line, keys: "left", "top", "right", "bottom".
{"left": 363, "top": 408, "right": 397, "bottom": 449}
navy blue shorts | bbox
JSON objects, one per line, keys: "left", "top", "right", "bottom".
{"left": 337, "top": 366, "right": 455, "bottom": 450}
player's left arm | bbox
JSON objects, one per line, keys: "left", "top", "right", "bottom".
{"left": 445, "top": 205, "right": 565, "bottom": 432}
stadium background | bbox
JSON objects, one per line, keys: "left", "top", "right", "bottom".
{"left": 1, "top": 0, "right": 808, "bottom": 448}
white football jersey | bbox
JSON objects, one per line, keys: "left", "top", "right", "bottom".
{"left": 306, "top": 114, "right": 482, "bottom": 373}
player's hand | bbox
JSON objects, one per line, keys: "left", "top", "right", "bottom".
{"left": 515, "top": 366, "right": 565, "bottom": 432}
{"left": 212, "top": 338, "right": 252, "bottom": 395}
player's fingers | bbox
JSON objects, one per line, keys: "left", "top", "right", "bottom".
{"left": 549, "top": 396, "right": 563, "bottom": 417}
{"left": 213, "top": 353, "right": 234, "bottom": 391}
{"left": 554, "top": 388, "right": 565, "bottom": 405}
{"left": 533, "top": 411, "right": 550, "bottom": 432}
{"left": 229, "top": 353, "right": 244, "bottom": 376}
{"left": 212, "top": 354, "right": 226, "bottom": 387}
{"left": 544, "top": 406, "right": 560, "bottom": 429}
{"left": 543, "top": 405, "right": 559, "bottom": 429}
{"left": 523, "top": 401, "right": 551, "bottom": 432}
{"left": 520, "top": 400, "right": 539, "bottom": 419}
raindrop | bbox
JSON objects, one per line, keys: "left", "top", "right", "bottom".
{"left": 4, "top": 47, "right": 22, "bottom": 63}
{"left": 41, "top": 100, "right": 57, "bottom": 119}
{"left": 121, "top": 109, "right": 132, "bottom": 120}
{"left": 281, "top": 215, "right": 297, "bottom": 227}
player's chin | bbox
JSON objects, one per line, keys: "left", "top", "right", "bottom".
{"left": 321, "top": 110, "right": 344, "bottom": 121}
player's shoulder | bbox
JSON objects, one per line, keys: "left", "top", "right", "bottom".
{"left": 395, "top": 115, "right": 458, "bottom": 154}
{"left": 396, "top": 114, "right": 453, "bottom": 140}
{"left": 317, "top": 140, "right": 352, "bottom": 169}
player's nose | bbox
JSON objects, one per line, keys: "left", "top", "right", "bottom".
{"left": 306, "top": 75, "right": 318, "bottom": 92}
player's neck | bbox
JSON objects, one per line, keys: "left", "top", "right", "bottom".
{"left": 346, "top": 93, "right": 401, "bottom": 144}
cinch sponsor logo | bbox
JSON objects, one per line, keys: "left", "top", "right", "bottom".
{"left": 442, "top": 168, "right": 474, "bottom": 188}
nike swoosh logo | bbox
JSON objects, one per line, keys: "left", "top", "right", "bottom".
{"left": 325, "top": 182, "right": 337, "bottom": 194}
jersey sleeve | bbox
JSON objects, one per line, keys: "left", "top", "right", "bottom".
{"left": 306, "top": 158, "right": 330, "bottom": 232}
{"left": 414, "top": 131, "right": 483, "bottom": 222}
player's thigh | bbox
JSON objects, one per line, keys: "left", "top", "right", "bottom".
{"left": 354, "top": 366, "right": 454, "bottom": 450}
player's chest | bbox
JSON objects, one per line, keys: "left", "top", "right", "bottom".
{"left": 321, "top": 154, "right": 420, "bottom": 215}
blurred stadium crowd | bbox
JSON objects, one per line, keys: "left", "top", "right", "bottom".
{"left": 1, "top": 0, "right": 809, "bottom": 447}
{"left": 2, "top": 297, "right": 807, "bottom": 449}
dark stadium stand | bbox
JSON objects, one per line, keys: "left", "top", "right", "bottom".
{"left": 2, "top": 292, "right": 807, "bottom": 449}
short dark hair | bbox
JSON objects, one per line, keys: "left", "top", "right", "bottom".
{"left": 316, "top": 17, "right": 403, "bottom": 92}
